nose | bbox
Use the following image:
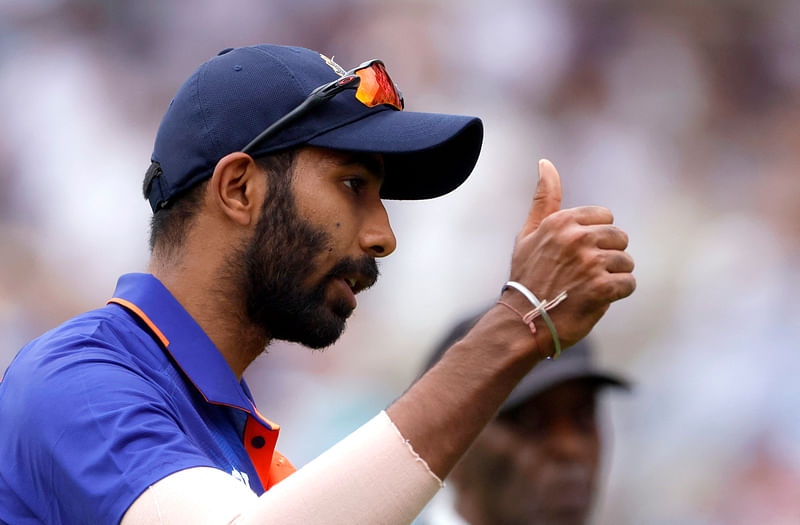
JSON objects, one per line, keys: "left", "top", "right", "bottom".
{"left": 543, "top": 418, "right": 597, "bottom": 463}
{"left": 361, "top": 200, "right": 397, "bottom": 258}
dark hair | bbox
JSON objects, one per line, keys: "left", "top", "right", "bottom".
{"left": 146, "top": 149, "right": 297, "bottom": 257}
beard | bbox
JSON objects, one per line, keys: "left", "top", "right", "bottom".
{"left": 231, "top": 178, "right": 379, "bottom": 349}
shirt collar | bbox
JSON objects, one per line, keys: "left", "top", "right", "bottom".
{"left": 108, "top": 273, "right": 277, "bottom": 430}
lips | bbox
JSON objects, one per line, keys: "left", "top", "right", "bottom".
{"left": 340, "top": 273, "right": 374, "bottom": 295}
{"left": 332, "top": 277, "right": 358, "bottom": 312}
{"left": 326, "top": 269, "right": 374, "bottom": 314}
{"left": 323, "top": 257, "right": 379, "bottom": 312}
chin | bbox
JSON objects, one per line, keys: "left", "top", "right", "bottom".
{"left": 299, "top": 328, "right": 346, "bottom": 349}
{"left": 287, "top": 310, "right": 349, "bottom": 349}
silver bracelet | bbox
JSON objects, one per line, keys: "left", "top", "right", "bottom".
{"left": 502, "top": 281, "right": 566, "bottom": 359}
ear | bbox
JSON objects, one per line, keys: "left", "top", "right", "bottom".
{"left": 208, "top": 152, "right": 266, "bottom": 226}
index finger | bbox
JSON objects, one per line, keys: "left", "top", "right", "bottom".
{"left": 569, "top": 205, "right": 614, "bottom": 226}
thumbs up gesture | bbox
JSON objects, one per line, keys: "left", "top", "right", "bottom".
{"left": 504, "top": 159, "right": 636, "bottom": 355}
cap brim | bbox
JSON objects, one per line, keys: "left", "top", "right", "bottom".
{"left": 307, "top": 109, "right": 483, "bottom": 200}
{"left": 501, "top": 360, "right": 631, "bottom": 414}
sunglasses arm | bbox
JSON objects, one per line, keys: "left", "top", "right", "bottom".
{"left": 241, "top": 76, "right": 360, "bottom": 154}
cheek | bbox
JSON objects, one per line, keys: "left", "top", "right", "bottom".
{"left": 298, "top": 202, "right": 361, "bottom": 253}
{"left": 329, "top": 220, "right": 357, "bottom": 247}
{"left": 313, "top": 223, "right": 356, "bottom": 270}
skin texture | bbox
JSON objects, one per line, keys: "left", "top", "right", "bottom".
{"left": 228, "top": 152, "right": 380, "bottom": 351}
{"left": 388, "top": 159, "right": 635, "bottom": 479}
{"left": 149, "top": 146, "right": 395, "bottom": 378}
{"left": 124, "top": 152, "right": 635, "bottom": 524}
{"left": 452, "top": 380, "right": 602, "bottom": 525}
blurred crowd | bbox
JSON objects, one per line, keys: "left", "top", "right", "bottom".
{"left": 1, "top": 0, "right": 798, "bottom": 523}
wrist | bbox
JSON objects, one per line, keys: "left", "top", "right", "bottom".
{"left": 486, "top": 300, "right": 553, "bottom": 362}
{"left": 497, "top": 281, "right": 565, "bottom": 359}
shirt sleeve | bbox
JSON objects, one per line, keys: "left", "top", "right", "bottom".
{"left": 8, "top": 340, "right": 217, "bottom": 524}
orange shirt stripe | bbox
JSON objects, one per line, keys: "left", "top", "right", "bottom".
{"left": 107, "top": 297, "right": 170, "bottom": 348}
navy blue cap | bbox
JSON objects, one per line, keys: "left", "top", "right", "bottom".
{"left": 146, "top": 44, "right": 484, "bottom": 212}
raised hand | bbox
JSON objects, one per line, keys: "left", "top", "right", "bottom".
{"left": 505, "top": 159, "right": 636, "bottom": 353}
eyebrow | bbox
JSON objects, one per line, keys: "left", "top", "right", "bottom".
{"left": 336, "top": 153, "right": 385, "bottom": 181}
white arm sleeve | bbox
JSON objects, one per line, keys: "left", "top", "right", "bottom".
{"left": 122, "top": 411, "right": 442, "bottom": 525}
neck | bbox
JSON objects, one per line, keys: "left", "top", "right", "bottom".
{"left": 148, "top": 250, "right": 269, "bottom": 380}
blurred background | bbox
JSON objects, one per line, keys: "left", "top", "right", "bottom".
{"left": 1, "top": 0, "right": 799, "bottom": 522}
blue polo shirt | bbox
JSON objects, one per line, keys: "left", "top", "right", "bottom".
{"left": 0, "top": 273, "right": 290, "bottom": 524}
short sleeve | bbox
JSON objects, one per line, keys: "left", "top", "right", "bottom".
{"left": 3, "top": 341, "right": 216, "bottom": 524}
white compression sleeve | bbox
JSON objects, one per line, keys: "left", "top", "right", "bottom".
{"left": 236, "top": 410, "right": 443, "bottom": 525}
{"left": 122, "top": 411, "right": 441, "bottom": 525}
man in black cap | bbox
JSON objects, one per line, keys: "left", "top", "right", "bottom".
{"left": 0, "top": 44, "right": 635, "bottom": 524}
{"left": 419, "top": 315, "right": 629, "bottom": 525}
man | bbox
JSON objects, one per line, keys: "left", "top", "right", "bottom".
{"left": 0, "top": 44, "right": 635, "bottom": 524}
{"left": 419, "top": 315, "right": 629, "bottom": 525}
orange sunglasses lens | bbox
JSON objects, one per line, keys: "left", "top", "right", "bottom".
{"left": 354, "top": 62, "right": 403, "bottom": 110}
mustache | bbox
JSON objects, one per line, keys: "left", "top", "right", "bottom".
{"left": 325, "top": 256, "right": 379, "bottom": 290}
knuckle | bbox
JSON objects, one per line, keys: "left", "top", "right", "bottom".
{"left": 581, "top": 249, "right": 604, "bottom": 268}
{"left": 606, "top": 223, "right": 621, "bottom": 237}
{"left": 596, "top": 279, "right": 616, "bottom": 300}
{"left": 568, "top": 227, "right": 590, "bottom": 248}
{"left": 625, "top": 253, "right": 636, "bottom": 272}
{"left": 627, "top": 274, "right": 637, "bottom": 294}
{"left": 545, "top": 209, "right": 570, "bottom": 228}
{"left": 613, "top": 275, "right": 637, "bottom": 300}
{"left": 609, "top": 251, "right": 626, "bottom": 269}
{"left": 618, "top": 228, "right": 629, "bottom": 247}
{"left": 538, "top": 213, "right": 557, "bottom": 231}
{"left": 588, "top": 276, "right": 619, "bottom": 303}
{"left": 593, "top": 206, "right": 613, "bottom": 223}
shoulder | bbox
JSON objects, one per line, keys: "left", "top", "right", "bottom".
{"left": 0, "top": 305, "right": 211, "bottom": 524}
{"left": 3, "top": 303, "right": 167, "bottom": 389}
{"left": 0, "top": 304, "right": 175, "bottom": 448}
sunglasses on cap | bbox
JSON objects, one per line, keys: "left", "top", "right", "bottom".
{"left": 242, "top": 59, "right": 404, "bottom": 155}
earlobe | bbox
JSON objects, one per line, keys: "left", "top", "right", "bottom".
{"left": 210, "top": 152, "right": 266, "bottom": 226}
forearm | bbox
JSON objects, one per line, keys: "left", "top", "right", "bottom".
{"left": 386, "top": 159, "right": 634, "bottom": 480}
{"left": 123, "top": 160, "right": 634, "bottom": 524}
{"left": 124, "top": 411, "right": 444, "bottom": 525}
{"left": 124, "top": 304, "right": 545, "bottom": 525}
{"left": 237, "top": 411, "right": 441, "bottom": 525}
{"left": 242, "top": 299, "right": 552, "bottom": 520}
{"left": 387, "top": 301, "right": 550, "bottom": 479}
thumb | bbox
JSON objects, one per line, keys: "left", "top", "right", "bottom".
{"left": 521, "top": 159, "right": 562, "bottom": 236}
